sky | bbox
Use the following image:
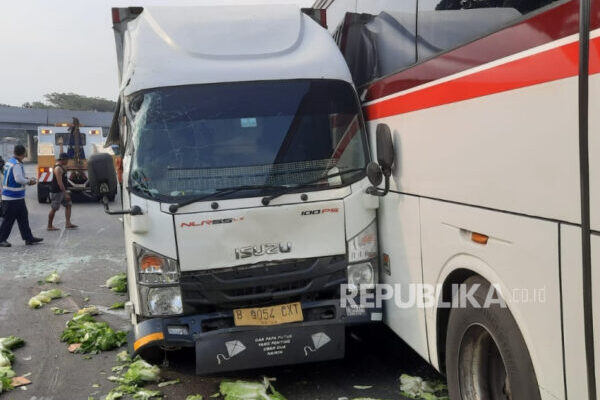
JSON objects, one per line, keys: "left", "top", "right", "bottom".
{"left": 0, "top": 0, "right": 314, "bottom": 107}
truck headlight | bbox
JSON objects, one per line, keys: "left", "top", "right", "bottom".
{"left": 347, "top": 220, "right": 378, "bottom": 263}
{"left": 140, "top": 286, "right": 183, "bottom": 316}
{"left": 347, "top": 262, "right": 374, "bottom": 289}
{"left": 347, "top": 220, "right": 378, "bottom": 291}
{"left": 134, "top": 244, "right": 179, "bottom": 284}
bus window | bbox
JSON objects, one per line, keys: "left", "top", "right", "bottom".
{"left": 417, "top": 0, "right": 562, "bottom": 60}
{"left": 337, "top": 0, "right": 417, "bottom": 87}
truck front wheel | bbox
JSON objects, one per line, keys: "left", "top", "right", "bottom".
{"left": 445, "top": 276, "right": 541, "bottom": 400}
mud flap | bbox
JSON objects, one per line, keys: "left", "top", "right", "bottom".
{"left": 195, "top": 323, "right": 344, "bottom": 374}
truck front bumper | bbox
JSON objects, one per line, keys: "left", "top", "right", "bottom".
{"left": 128, "top": 300, "right": 381, "bottom": 374}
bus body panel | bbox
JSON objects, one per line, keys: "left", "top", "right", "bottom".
{"left": 589, "top": 30, "right": 600, "bottom": 230}
{"left": 363, "top": 57, "right": 581, "bottom": 224}
{"left": 593, "top": 234, "right": 600, "bottom": 399}
{"left": 327, "top": 0, "right": 597, "bottom": 397}
{"left": 379, "top": 193, "right": 429, "bottom": 361}
{"left": 591, "top": 4, "right": 600, "bottom": 395}
{"left": 419, "top": 198, "right": 563, "bottom": 399}
{"left": 561, "top": 224, "right": 590, "bottom": 400}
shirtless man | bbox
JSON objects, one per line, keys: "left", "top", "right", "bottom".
{"left": 47, "top": 153, "right": 77, "bottom": 231}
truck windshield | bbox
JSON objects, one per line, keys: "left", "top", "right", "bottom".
{"left": 127, "top": 79, "right": 369, "bottom": 201}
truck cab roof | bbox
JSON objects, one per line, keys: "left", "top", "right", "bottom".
{"left": 113, "top": 5, "right": 353, "bottom": 95}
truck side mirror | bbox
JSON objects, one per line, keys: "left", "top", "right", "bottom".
{"left": 88, "top": 153, "right": 118, "bottom": 198}
{"left": 376, "top": 123, "right": 395, "bottom": 177}
{"left": 367, "top": 123, "right": 395, "bottom": 197}
{"left": 366, "top": 162, "right": 383, "bottom": 186}
{"left": 88, "top": 153, "right": 141, "bottom": 216}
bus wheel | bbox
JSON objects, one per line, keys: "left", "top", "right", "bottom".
{"left": 445, "top": 276, "right": 540, "bottom": 400}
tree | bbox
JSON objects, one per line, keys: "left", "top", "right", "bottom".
{"left": 22, "top": 92, "right": 117, "bottom": 112}
{"left": 22, "top": 101, "right": 52, "bottom": 109}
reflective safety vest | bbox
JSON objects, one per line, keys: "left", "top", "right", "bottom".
{"left": 2, "top": 157, "right": 26, "bottom": 199}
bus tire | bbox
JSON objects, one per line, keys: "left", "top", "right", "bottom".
{"left": 445, "top": 275, "right": 541, "bottom": 400}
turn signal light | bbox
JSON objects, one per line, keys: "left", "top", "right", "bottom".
{"left": 140, "top": 255, "right": 164, "bottom": 273}
{"left": 471, "top": 232, "right": 489, "bottom": 245}
{"left": 41, "top": 129, "right": 51, "bottom": 134}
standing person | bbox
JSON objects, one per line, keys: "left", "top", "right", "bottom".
{"left": 0, "top": 155, "right": 5, "bottom": 218}
{"left": 47, "top": 153, "right": 78, "bottom": 231}
{"left": 0, "top": 145, "right": 43, "bottom": 247}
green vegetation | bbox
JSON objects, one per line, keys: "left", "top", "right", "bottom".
{"left": 22, "top": 92, "right": 116, "bottom": 112}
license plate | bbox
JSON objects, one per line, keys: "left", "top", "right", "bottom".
{"left": 233, "top": 302, "right": 304, "bottom": 326}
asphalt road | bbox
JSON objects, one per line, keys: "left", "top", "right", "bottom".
{"left": 0, "top": 165, "right": 441, "bottom": 400}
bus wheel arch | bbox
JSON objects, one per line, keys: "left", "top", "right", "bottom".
{"left": 438, "top": 273, "right": 541, "bottom": 400}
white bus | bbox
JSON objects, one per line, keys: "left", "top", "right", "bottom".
{"left": 324, "top": 0, "right": 600, "bottom": 399}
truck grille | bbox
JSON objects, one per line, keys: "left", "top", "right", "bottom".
{"left": 180, "top": 255, "right": 346, "bottom": 312}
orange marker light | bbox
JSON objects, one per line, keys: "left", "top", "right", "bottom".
{"left": 41, "top": 129, "right": 51, "bottom": 134}
{"left": 140, "top": 255, "right": 163, "bottom": 273}
{"left": 471, "top": 232, "right": 489, "bottom": 245}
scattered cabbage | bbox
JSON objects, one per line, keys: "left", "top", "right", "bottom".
{"left": 0, "top": 367, "right": 16, "bottom": 379}
{"left": 116, "top": 350, "right": 132, "bottom": 364}
{"left": 105, "top": 357, "right": 163, "bottom": 400}
{"left": 399, "top": 374, "right": 448, "bottom": 400}
{"left": 109, "top": 302, "right": 125, "bottom": 310}
{"left": 0, "top": 336, "right": 24, "bottom": 351}
{"left": 75, "top": 305, "right": 100, "bottom": 317}
{"left": 219, "top": 379, "right": 286, "bottom": 400}
{"left": 106, "top": 273, "right": 127, "bottom": 293}
{"left": 0, "top": 375, "right": 12, "bottom": 393}
{"left": 28, "top": 289, "right": 68, "bottom": 308}
{"left": 45, "top": 271, "right": 61, "bottom": 283}
{"left": 28, "top": 297, "right": 43, "bottom": 309}
{"left": 60, "top": 313, "right": 127, "bottom": 354}
{"left": 186, "top": 396, "right": 203, "bottom": 400}
{"left": 0, "top": 336, "right": 25, "bottom": 393}
{"left": 132, "top": 388, "right": 162, "bottom": 399}
{"left": 157, "top": 379, "right": 179, "bottom": 387}
{"left": 122, "top": 359, "right": 161, "bottom": 385}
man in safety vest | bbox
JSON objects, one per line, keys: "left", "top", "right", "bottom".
{"left": 0, "top": 145, "right": 43, "bottom": 247}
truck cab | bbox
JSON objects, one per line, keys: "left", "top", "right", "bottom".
{"left": 99, "top": 5, "right": 388, "bottom": 374}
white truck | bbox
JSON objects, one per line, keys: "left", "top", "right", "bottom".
{"left": 89, "top": 5, "right": 392, "bottom": 374}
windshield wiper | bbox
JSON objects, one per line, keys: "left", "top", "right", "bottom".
{"left": 168, "top": 184, "right": 287, "bottom": 213}
{"left": 261, "top": 168, "right": 364, "bottom": 206}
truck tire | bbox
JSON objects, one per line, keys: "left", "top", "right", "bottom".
{"left": 445, "top": 276, "right": 541, "bottom": 400}
{"left": 37, "top": 185, "right": 49, "bottom": 203}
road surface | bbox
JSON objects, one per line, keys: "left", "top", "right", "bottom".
{"left": 0, "top": 165, "right": 441, "bottom": 400}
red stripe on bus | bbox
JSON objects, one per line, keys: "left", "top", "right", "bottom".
{"left": 592, "top": 34, "right": 600, "bottom": 75}
{"left": 363, "top": 1, "right": 584, "bottom": 103}
{"left": 363, "top": 38, "right": 590, "bottom": 121}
